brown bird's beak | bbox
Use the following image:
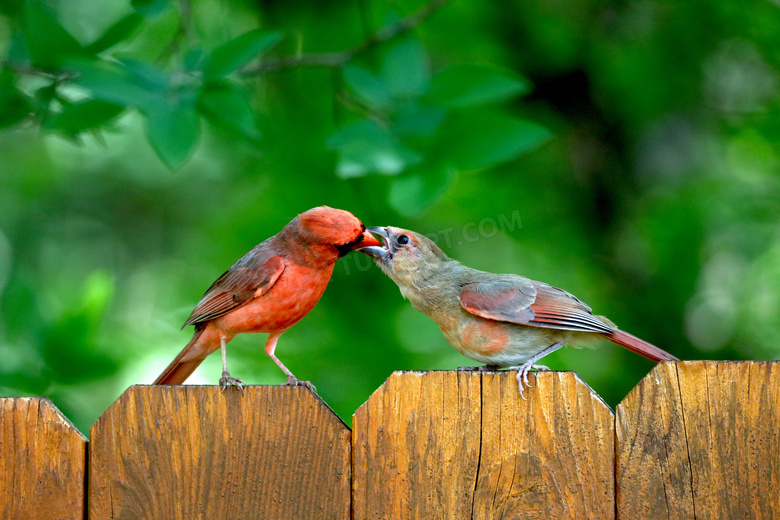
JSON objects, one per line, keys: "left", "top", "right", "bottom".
{"left": 358, "top": 226, "right": 389, "bottom": 259}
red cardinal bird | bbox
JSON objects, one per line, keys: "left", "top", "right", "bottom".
{"left": 360, "top": 226, "right": 678, "bottom": 396}
{"left": 153, "top": 206, "right": 381, "bottom": 389}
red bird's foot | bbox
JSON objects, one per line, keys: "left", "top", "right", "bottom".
{"left": 456, "top": 365, "right": 501, "bottom": 372}
{"left": 219, "top": 371, "right": 245, "bottom": 391}
{"left": 283, "top": 375, "right": 317, "bottom": 393}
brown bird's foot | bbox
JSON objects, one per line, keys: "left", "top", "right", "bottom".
{"left": 456, "top": 364, "right": 501, "bottom": 372}
{"left": 511, "top": 363, "right": 551, "bottom": 400}
{"left": 283, "top": 375, "right": 317, "bottom": 393}
{"left": 508, "top": 342, "right": 565, "bottom": 400}
{"left": 219, "top": 371, "right": 245, "bottom": 391}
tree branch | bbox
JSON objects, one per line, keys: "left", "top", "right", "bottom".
{"left": 0, "top": 60, "right": 75, "bottom": 82}
{"left": 241, "top": 0, "right": 449, "bottom": 75}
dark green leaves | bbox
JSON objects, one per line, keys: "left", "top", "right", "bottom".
{"left": 1, "top": 0, "right": 286, "bottom": 171}
{"left": 2, "top": 3, "right": 550, "bottom": 178}
{"left": 0, "top": 70, "right": 30, "bottom": 129}
{"left": 198, "top": 82, "right": 260, "bottom": 141}
{"left": 388, "top": 165, "right": 456, "bottom": 217}
{"left": 327, "top": 120, "right": 420, "bottom": 178}
{"left": 439, "top": 111, "right": 551, "bottom": 170}
{"left": 380, "top": 37, "right": 430, "bottom": 98}
{"left": 145, "top": 100, "right": 200, "bottom": 170}
{"left": 85, "top": 13, "right": 144, "bottom": 54}
{"left": 428, "top": 64, "right": 531, "bottom": 108}
{"left": 71, "top": 58, "right": 166, "bottom": 110}
{"left": 203, "top": 29, "right": 282, "bottom": 80}
{"left": 46, "top": 100, "right": 125, "bottom": 136}
{"left": 71, "top": 58, "right": 200, "bottom": 169}
{"left": 343, "top": 65, "right": 393, "bottom": 109}
{"left": 23, "top": 2, "right": 84, "bottom": 68}
{"left": 131, "top": 0, "right": 170, "bottom": 17}
{"left": 331, "top": 38, "right": 550, "bottom": 215}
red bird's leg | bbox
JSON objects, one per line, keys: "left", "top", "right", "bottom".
{"left": 264, "top": 332, "right": 316, "bottom": 392}
{"left": 509, "top": 342, "right": 565, "bottom": 399}
{"left": 219, "top": 336, "right": 245, "bottom": 391}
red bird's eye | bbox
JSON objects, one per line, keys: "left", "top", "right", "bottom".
{"left": 397, "top": 235, "right": 410, "bottom": 245}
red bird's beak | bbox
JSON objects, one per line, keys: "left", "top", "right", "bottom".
{"left": 357, "top": 226, "right": 388, "bottom": 259}
{"left": 356, "top": 229, "right": 382, "bottom": 249}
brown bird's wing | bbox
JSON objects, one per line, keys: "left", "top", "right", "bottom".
{"left": 460, "top": 278, "right": 678, "bottom": 362}
{"left": 460, "top": 279, "right": 614, "bottom": 334}
{"left": 183, "top": 254, "right": 286, "bottom": 327}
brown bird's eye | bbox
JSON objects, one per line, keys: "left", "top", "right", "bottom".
{"left": 397, "top": 235, "right": 410, "bottom": 245}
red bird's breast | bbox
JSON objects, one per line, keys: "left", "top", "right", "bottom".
{"left": 211, "top": 261, "right": 334, "bottom": 335}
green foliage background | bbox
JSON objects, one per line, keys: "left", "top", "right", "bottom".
{"left": 1, "top": 0, "right": 779, "bottom": 434}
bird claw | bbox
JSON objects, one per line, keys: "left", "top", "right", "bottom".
{"left": 219, "top": 372, "right": 245, "bottom": 391}
{"left": 509, "top": 363, "right": 551, "bottom": 400}
{"left": 283, "top": 375, "right": 317, "bottom": 393}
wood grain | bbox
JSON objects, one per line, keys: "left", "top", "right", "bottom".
{"left": 352, "top": 370, "right": 615, "bottom": 519}
{"left": 89, "top": 385, "right": 351, "bottom": 520}
{"left": 0, "top": 397, "right": 87, "bottom": 520}
{"left": 616, "top": 360, "right": 780, "bottom": 519}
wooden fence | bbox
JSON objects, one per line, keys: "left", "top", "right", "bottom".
{"left": 1, "top": 361, "right": 778, "bottom": 519}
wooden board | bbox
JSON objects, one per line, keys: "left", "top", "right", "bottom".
{"left": 616, "top": 360, "right": 780, "bottom": 519}
{"left": 352, "top": 370, "right": 615, "bottom": 519}
{"left": 0, "top": 397, "right": 87, "bottom": 520}
{"left": 89, "top": 385, "right": 351, "bottom": 520}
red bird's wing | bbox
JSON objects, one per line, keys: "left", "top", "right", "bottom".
{"left": 460, "top": 279, "right": 614, "bottom": 334}
{"left": 183, "top": 255, "right": 286, "bottom": 327}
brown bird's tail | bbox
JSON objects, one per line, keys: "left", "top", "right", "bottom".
{"left": 606, "top": 329, "right": 679, "bottom": 362}
{"left": 153, "top": 326, "right": 216, "bottom": 385}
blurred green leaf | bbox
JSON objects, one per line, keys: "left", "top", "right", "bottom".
{"left": 184, "top": 47, "right": 207, "bottom": 72}
{"left": 131, "top": 0, "right": 170, "bottom": 17}
{"left": 32, "top": 82, "right": 58, "bottom": 117}
{"left": 391, "top": 103, "right": 446, "bottom": 139}
{"left": 122, "top": 59, "right": 170, "bottom": 92}
{"left": 343, "top": 65, "right": 393, "bottom": 108}
{"left": 388, "top": 165, "right": 456, "bottom": 216}
{"left": 0, "top": 93, "right": 29, "bottom": 129}
{"left": 7, "top": 30, "right": 30, "bottom": 63}
{"left": 380, "top": 36, "right": 430, "bottom": 98}
{"left": 428, "top": 64, "right": 531, "bottom": 108}
{"left": 0, "top": 71, "right": 30, "bottom": 129}
{"left": 23, "top": 2, "right": 84, "bottom": 68}
{"left": 327, "top": 119, "right": 420, "bottom": 178}
{"left": 85, "top": 12, "right": 144, "bottom": 54}
{"left": 0, "top": 0, "right": 23, "bottom": 17}
{"left": 46, "top": 100, "right": 125, "bottom": 136}
{"left": 439, "top": 111, "right": 552, "bottom": 170}
{"left": 70, "top": 58, "right": 167, "bottom": 110}
{"left": 198, "top": 81, "right": 260, "bottom": 141}
{"left": 203, "top": 29, "right": 282, "bottom": 80}
{"left": 144, "top": 100, "right": 200, "bottom": 170}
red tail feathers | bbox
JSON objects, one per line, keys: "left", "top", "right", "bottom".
{"left": 153, "top": 327, "right": 211, "bottom": 385}
{"left": 606, "top": 329, "right": 679, "bottom": 362}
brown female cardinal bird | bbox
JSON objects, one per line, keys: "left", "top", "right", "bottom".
{"left": 360, "top": 226, "right": 678, "bottom": 396}
{"left": 153, "top": 206, "right": 381, "bottom": 389}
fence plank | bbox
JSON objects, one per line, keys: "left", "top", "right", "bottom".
{"left": 0, "top": 397, "right": 87, "bottom": 520}
{"left": 352, "top": 370, "right": 615, "bottom": 519}
{"left": 616, "top": 360, "right": 780, "bottom": 519}
{"left": 88, "top": 385, "right": 351, "bottom": 520}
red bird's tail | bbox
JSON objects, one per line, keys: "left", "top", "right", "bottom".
{"left": 154, "top": 326, "right": 215, "bottom": 385}
{"left": 605, "top": 329, "right": 679, "bottom": 362}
